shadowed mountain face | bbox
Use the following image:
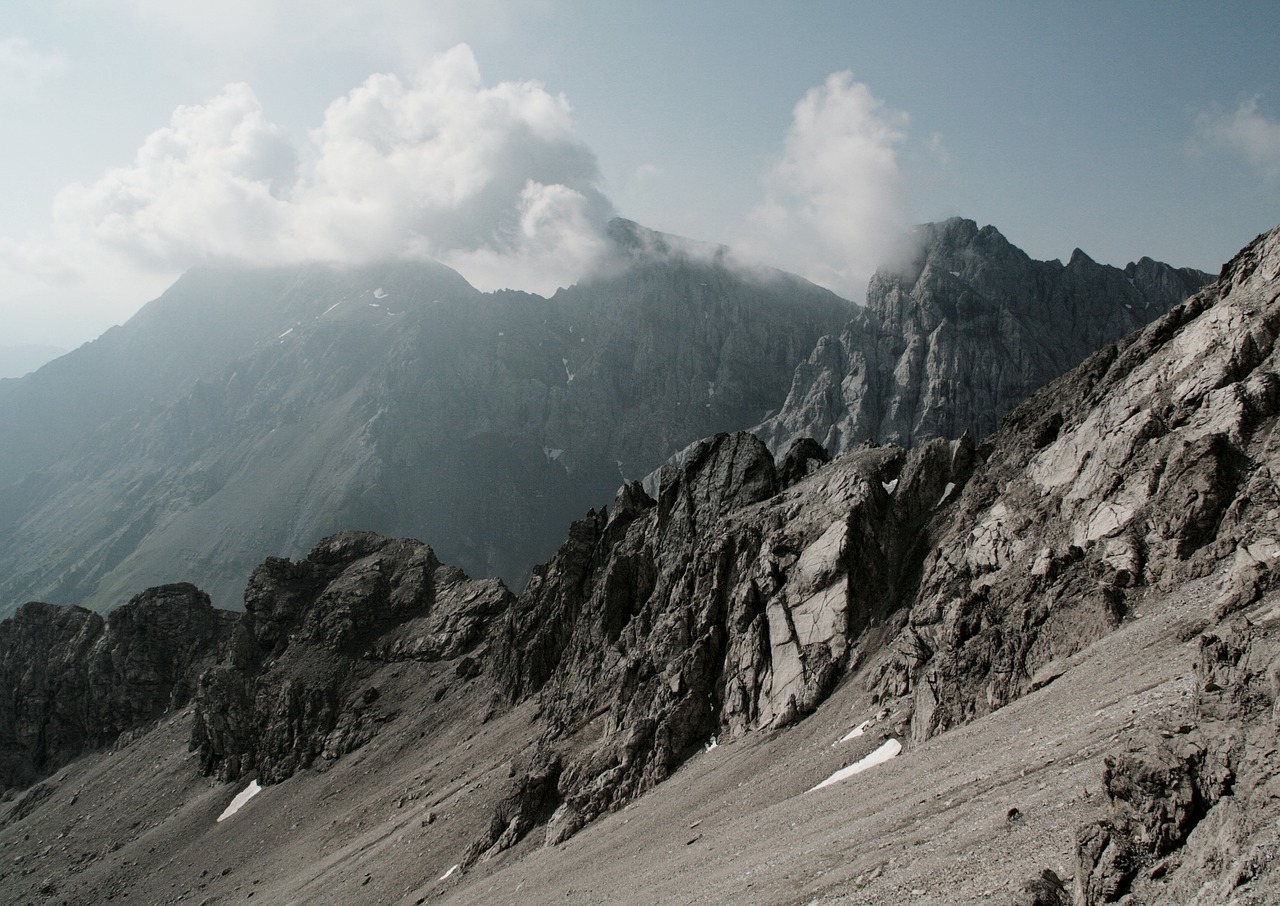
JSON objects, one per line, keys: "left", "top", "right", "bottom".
{"left": 0, "top": 221, "right": 853, "bottom": 615}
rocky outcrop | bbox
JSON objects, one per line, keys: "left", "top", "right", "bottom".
{"left": 0, "top": 584, "right": 236, "bottom": 790}
{"left": 189, "top": 531, "right": 513, "bottom": 782}
{"left": 757, "top": 218, "right": 1211, "bottom": 456}
{"left": 488, "top": 431, "right": 973, "bottom": 846}
{"left": 877, "top": 224, "right": 1280, "bottom": 745}
{"left": 1068, "top": 614, "right": 1280, "bottom": 905}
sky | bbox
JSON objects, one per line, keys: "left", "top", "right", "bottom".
{"left": 2, "top": 1, "right": 1278, "bottom": 349}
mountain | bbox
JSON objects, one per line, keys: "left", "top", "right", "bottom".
{"left": 0, "top": 224, "right": 1276, "bottom": 904}
{"left": 0, "top": 219, "right": 1204, "bottom": 619}
{"left": 0, "top": 222, "right": 852, "bottom": 614}
{"left": 756, "top": 217, "right": 1211, "bottom": 455}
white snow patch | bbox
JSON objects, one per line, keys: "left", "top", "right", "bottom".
{"left": 543, "top": 447, "right": 564, "bottom": 461}
{"left": 320, "top": 301, "right": 343, "bottom": 317}
{"left": 949, "top": 270, "right": 960, "bottom": 277}
{"left": 881, "top": 479, "right": 898, "bottom": 495}
{"left": 439, "top": 864, "right": 459, "bottom": 881}
{"left": 704, "top": 736, "right": 718, "bottom": 752}
{"left": 808, "top": 738, "right": 903, "bottom": 792}
{"left": 217, "top": 780, "right": 261, "bottom": 822}
{"left": 936, "top": 482, "right": 956, "bottom": 507}
{"left": 837, "top": 720, "right": 872, "bottom": 744}
{"left": 277, "top": 327, "right": 294, "bottom": 340}
{"left": 374, "top": 288, "right": 388, "bottom": 299}
{"left": 368, "top": 303, "right": 381, "bottom": 308}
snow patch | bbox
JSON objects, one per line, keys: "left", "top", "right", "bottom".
{"left": 277, "top": 327, "right": 294, "bottom": 340}
{"left": 837, "top": 720, "right": 872, "bottom": 744}
{"left": 543, "top": 447, "right": 564, "bottom": 462}
{"left": 217, "top": 780, "right": 261, "bottom": 822}
{"left": 373, "top": 288, "right": 388, "bottom": 299}
{"left": 320, "top": 301, "right": 343, "bottom": 317}
{"left": 881, "top": 479, "right": 898, "bottom": 495}
{"left": 808, "top": 738, "right": 903, "bottom": 792}
{"left": 439, "top": 864, "right": 459, "bottom": 881}
{"left": 936, "top": 482, "right": 956, "bottom": 506}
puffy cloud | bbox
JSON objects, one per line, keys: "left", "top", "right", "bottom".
{"left": 739, "top": 72, "right": 912, "bottom": 300}
{"left": 0, "top": 37, "right": 68, "bottom": 91}
{"left": 53, "top": 83, "right": 298, "bottom": 267}
{"left": 1197, "top": 97, "right": 1280, "bottom": 180}
{"left": 36, "top": 44, "right": 612, "bottom": 296}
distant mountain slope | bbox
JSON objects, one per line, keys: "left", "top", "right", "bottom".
{"left": 756, "top": 217, "right": 1211, "bottom": 454}
{"left": 0, "top": 222, "right": 851, "bottom": 614}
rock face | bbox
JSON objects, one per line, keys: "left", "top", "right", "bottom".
{"left": 471, "top": 224, "right": 1276, "bottom": 855}
{"left": 0, "top": 584, "right": 236, "bottom": 790}
{"left": 486, "top": 430, "right": 974, "bottom": 847}
{"left": 0, "top": 221, "right": 851, "bottom": 615}
{"left": 189, "top": 531, "right": 513, "bottom": 782}
{"left": 756, "top": 217, "right": 1211, "bottom": 455}
{"left": 884, "top": 224, "right": 1280, "bottom": 747}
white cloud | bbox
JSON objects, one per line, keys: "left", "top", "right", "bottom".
{"left": 20, "top": 44, "right": 611, "bottom": 299}
{"left": 738, "top": 72, "right": 912, "bottom": 301}
{"left": 1197, "top": 97, "right": 1280, "bottom": 179}
{"left": 0, "top": 37, "right": 68, "bottom": 91}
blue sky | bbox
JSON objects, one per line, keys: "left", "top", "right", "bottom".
{"left": 2, "top": 1, "right": 1278, "bottom": 347}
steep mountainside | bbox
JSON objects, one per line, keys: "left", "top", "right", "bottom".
{"left": 0, "top": 224, "right": 1277, "bottom": 904}
{"left": 757, "top": 217, "right": 1211, "bottom": 455}
{"left": 0, "top": 221, "right": 850, "bottom": 614}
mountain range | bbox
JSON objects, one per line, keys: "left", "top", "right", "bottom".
{"left": 0, "top": 218, "right": 1207, "bottom": 617}
{"left": 4, "top": 215, "right": 1272, "bottom": 905}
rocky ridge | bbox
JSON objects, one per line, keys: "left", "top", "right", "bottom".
{"left": 757, "top": 217, "right": 1211, "bottom": 455}
{"left": 0, "top": 583, "right": 236, "bottom": 791}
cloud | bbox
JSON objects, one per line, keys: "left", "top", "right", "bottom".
{"left": 0, "top": 37, "right": 68, "bottom": 91}
{"left": 1196, "top": 97, "right": 1280, "bottom": 179}
{"left": 32, "top": 44, "right": 612, "bottom": 296}
{"left": 738, "top": 72, "right": 912, "bottom": 301}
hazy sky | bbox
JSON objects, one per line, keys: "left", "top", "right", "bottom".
{"left": 2, "top": 1, "right": 1278, "bottom": 347}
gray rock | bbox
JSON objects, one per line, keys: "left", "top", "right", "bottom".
{"left": 757, "top": 217, "right": 1210, "bottom": 456}
{"left": 0, "top": 583, "right": 235, "bottom": 790}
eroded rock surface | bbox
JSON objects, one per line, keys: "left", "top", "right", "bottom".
{"left": 0, "top": 584, "right": 235, "bottom": 790}
{"left": 757, "top": 217, "right": 1210, "bottom": 456}
{"left": 488, "top": 431, "right": 973, "bottom": 846}
{"left": 190, "top": 531, "right": 513, "bottom": 782}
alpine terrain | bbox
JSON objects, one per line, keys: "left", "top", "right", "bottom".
{"left": 3, "top": 218, "right": 1273, "bottom": 905}
{"left": 0, "top": 219, "right": 1204, "bottom": 619}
